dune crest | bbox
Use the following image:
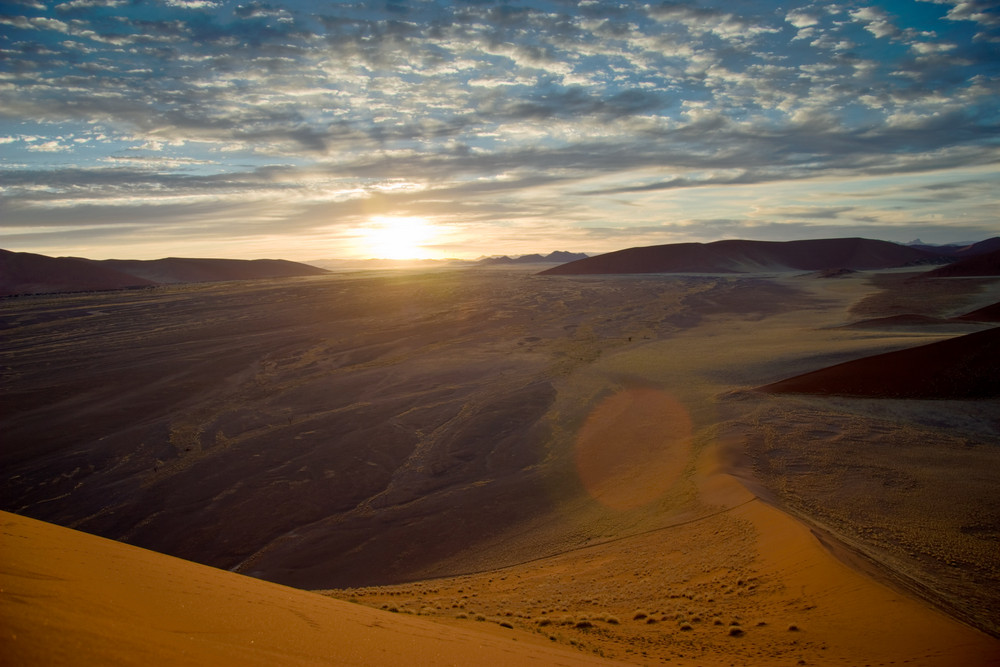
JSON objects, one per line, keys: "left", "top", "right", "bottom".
{"left": 759, "top": 327, "right": 1000, "bottom": 399}
{"left": 0, "top": 510, "right": 619, "bottom": 666}
{"left": 0, "top": 249, "right": 327, "bottom": 296}
{"left": 539, "top": 237, "right": 952, "bottom": 275}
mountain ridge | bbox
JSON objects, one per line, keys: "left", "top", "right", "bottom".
{"left": 539, "top": 237, "right": 999, "bottom": 276}
{"left": 0, "top": 249, "right": 328, "bottom": 296}
{"left": 478, "top": 250, "right": 588, "bottom": 265}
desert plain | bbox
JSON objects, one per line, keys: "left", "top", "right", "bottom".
{"left": 3, "top": 263, "right": 1000, "bottom": 665}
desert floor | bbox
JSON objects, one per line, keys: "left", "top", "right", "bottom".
{"left": 3, "top": 266, "right": 999, "bottom": 664}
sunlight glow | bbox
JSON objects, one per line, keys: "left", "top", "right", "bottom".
{"left": 359, "top": 216, "right": 439, "bottom": 260}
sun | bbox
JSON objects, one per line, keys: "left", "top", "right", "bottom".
{"left": 360, "top": 216, "right": 438, "bottom": 260}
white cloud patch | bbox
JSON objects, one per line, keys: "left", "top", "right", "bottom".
{"left": 850, "top": 6, "right": 900, "bottom": 39}
{"left": 56, "top": 0, "right": 126, "bottom": 10}
{"left": 1, "top": 0, "right": 997, "bottom": 258}
{"left": 163, "top": 0, "right": 218, "bottom": 8}
{"left": 786, "top": 10, "right": 820, "bottom": 28}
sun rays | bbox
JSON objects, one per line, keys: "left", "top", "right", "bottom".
{"left": 359, "top": 216, "right": 440, "bottom": 260}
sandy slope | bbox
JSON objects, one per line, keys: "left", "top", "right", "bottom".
{"left": 759, "top": 326, "right": 1000, "bottom": 398}
{"left": 0, "top": 510, "right": 620, "bottom": 666}
{"left": 4, "top": 266, "right": 1000, "bottom": 664}
{"left": 324, "top": 327, "right": 1000, "bottom": 665}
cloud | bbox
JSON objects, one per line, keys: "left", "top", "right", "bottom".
{"left": 767, "top": 206, "right": 857, "bottom": 220}
{"left": 163, "top": 0, "right": 218, "bottom": 9}
{"left": 646, "top": 2, "right": 779, "bottom": 42}
{"left": 926, "top": 0, "right": 1000, "bottom": 29}
{"left": 1, "top": 0, "right": 997, "bottom": 258}
{"left": 850, "top": 6, "right": 900, "bottom": 39}
{"left": 55, "top": 0, "right": 126, "bottom": 11}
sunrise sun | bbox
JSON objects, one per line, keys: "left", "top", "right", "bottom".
{"left": 360, "top": 216, "right": 438, "bottom": 260}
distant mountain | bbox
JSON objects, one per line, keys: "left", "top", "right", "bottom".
{"left": 907, "top": 237, "right": 1000, "bottom": 258}
{"left": 478, "top": 251, "right": 588, "bottom": 266}
{"left": 539, "top": 238, "right": 945, "bottom": 275}
{"left": 0, "top": 249, "right": 156, "bottom": 297}
{"left": 918, "top": 248, "right": 1000, "bottom": 278}
{"left": 0, "top": 250, "right": 328, "bottom": 296}
{"left": 100, "top": 257, "right": 329, "bottom": 284}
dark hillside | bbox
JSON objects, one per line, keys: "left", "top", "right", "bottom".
{"left": 540, "top": 238, "right": 944, "bottom": 275}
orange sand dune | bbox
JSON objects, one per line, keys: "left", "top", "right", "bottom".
{"left": 0, "top": 510, "right": 619, "bottom": 666}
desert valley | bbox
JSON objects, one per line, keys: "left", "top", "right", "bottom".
{"left": 2, "top": 237, "right": 1000, "bottom": 665}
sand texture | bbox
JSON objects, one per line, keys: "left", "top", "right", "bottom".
{"left": 3, "top": 264, "right": 1000, "bottom": 663}
{"left": 0, "top": 510, "right": 620, "bottom": 666}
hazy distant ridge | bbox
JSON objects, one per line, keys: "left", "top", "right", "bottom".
{"left": 539, "top": 238, "right": 999, "bottom": 276}
{"left": 478, "top": 251, "right": 588, "bottom": 265}
{"left": 100, "top": 257, "right": 329, "bottom": 284}
{"left": 0, "top": 249, "right": 157, "bottom": 296}
{"left": 0, "top": 250, "right": 327, "bottom": 296}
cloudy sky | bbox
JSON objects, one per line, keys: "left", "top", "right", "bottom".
{"left": 1, "top": 0, "right": 998, "bottom": 261}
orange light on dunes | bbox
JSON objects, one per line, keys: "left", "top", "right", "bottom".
{"left": 574, "top": 387, "right": 693, "bottom": 511}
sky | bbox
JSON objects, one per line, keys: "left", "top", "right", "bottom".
{"left": 1, "top": 0, "right": 998, "bottom": 261}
